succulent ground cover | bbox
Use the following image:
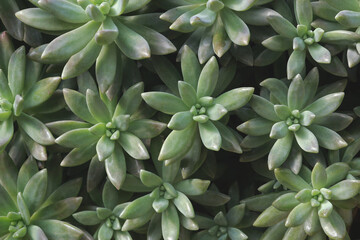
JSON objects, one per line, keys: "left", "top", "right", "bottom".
{"left": 0, "top": 0, "right": 360, "bottom": 240}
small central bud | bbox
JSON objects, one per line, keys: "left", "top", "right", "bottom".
{"left": 310, "top": 188, "right": 332, "bottom": 207}
{"left": 105, "top": 215, "right": 121, "bottom": 231}
{"left": 7, "top": 212, "right": 27, "bottom": 239}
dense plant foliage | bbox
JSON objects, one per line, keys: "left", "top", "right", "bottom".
{"left": 0, "top": 0, "right": 360, "bottom": 239}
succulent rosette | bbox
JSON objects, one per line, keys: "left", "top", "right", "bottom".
{"left": 311, "top": 0, "right": 360, "bottom": 68}
{"left": 117, "top": 154, "right": 210, "bottom": 240}
{"left": 160, "top": 0, "right": 273, "bottom": 63}
{"left": 192, "top": 203, "right": 247, "bottom": 240}
{"left": 15, "top": 0, "right": 176, "bottom": 90}
{"left": 253, "top": 162, "right": 360, "bottom": 240}
{"left": 262, "top": 0, "right": 360, "bottom": 79}
{"left": 0, "top": 153, "right": 85, "bottom": 240}
{"left": 0, "top": 32, "right": 60, "bottom": 159}
{"left": 142, "top": 46, "right": 253, "bottom": 162}
{"left": 73, "top": 180, "right": 135, "bottom": 240}
{"left": 238, "top": 68, "right": 352, "bottom": 173}
{"left": 48, "top": 81, "right": 166, "bottom": 191}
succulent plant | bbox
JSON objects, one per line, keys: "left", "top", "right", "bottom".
{"left": 142, "top": 46, "right": 253, "bottom": 162}
{"left": 160, "top": 0, "right": 274, "bottom": 63}
{"left": 238, "top": 68, "right": 352, "bottom": 173}
{"left": 262, "top": 0, "right": 360, "bottom": 79}
{"left": 73, "top": 180, "right": 135, "bottom": 240}
{"left": 0, "top": 152, "right": 84, "bottom": 240}
{"left": 48, "top": 81, "right": 166, "bottom": 191}
{"left": 0, "top": 32, "right": 59, "bottom": 160}
{"left": 253, "top": 162, "right": 360, "bottom": 240}
{"left": 15, "top": 0, "right": 176, "bottom": 88}
{"left": 118, "top": 161, "right": 210, "bottom": 240}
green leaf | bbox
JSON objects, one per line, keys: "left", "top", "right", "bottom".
{"left": 287, "top": 50, "right": 306, "bottom": 79}
{"left": 262, "top": 35, "right": 292, "bottom": 52}
{"left": 249, "top": 95, "right": 279, "bottom": 122}
{"left": 119, "top": 131, "right": 149, "bottom": 160}
{"left": 220, "top": 8, "right": 250, "bottom": 46}
{"left": 303, "top": 93, "right": 344, "bottom": 117}
{"left": 61, "top": 143, "right": 96, "bottom": 167}
{"left": 95, "top": 17, "right": 119, "bottom": 45}
{"left": 0, "top": 70, "right": 12, "bottom": 101}
{"left": 226, "top": 204, "right": 245, "bottom": 226}
{"left": 329, "top": 180, "right": 360, "bottom": 200}
{"left": 43, "top": 178, "right": 82, "bottom": 207}
{"left": 73, "top": 211, "right": 101, "bottom": 226}
{"left": 175, "top": 179, "right": 210, "bottom": 196}
{"left": 162, "top": 203, "right": 180, "bottom": 240}
{"left": 23, "top": 169, "right": 47, "bottom": 214}
{"left": 36, "top": 220, "right": 84, "bottom": 240}
{"left": 228, "top": 227, "right": 248, "bottom": 240}
{"left": 28, "top": 225, "right": 47, "bottom": 240}
{"left": 260, "top": 78, "right": 288, "bottom": 105}
{"left": 237, "top": 118, "right": 273, "bottom": 136}
{"left": 31, "top": 197, "right": 82, "bottom": 221}
{"left": 190, "top": 8, "right": 216, "bottom": 27}
{"left": 17, "top": 193, "right": 30, "bottom": 225}
{"left": 181, "top": 45, "right": 201, "bottom": 89}
{"left": 199, "top": 121, "right": 222, "bottom": 151}
{"left": 295, "top": 0, "right": 313, "bottom": 27}
{"left": 268, "top": 132, "right": 293, "bottom": 170}
{"left": 173, "top": 192, "right": 194, "bottom": 218}
{"left": 304, "top": 209, "right": 321, "bottom": 236}
{"left": 308, "top": 43, "right": 331, "bottom": 64}
{"left": 197, "top": 56, "right": 219, "bottom": 98}
{"left": 63, "top": 88, "right": 97, "bottom": 124}
{"left": 124, "top": 0, "right": 151, "bottom": 13}
{"left": 105, "top": 146, "right": 126, "bottom": 190}
{"left": 285, "top": 202, "right": 312, "bottom": 227}
{"left": 178, "top": 81, "right": 197, "bottom": 107}
{"left": 169, "top": 6, "right": 205, "bottom": 33}
{"left": 42, "top": 21, "right": 101, "bottom": 62}
{"left": 214, "top": 87, "right": 253, "bottom": 111}
{"left": 288, "top": 75, "right": 305, "bottom": 110}
{"left": 270, "top": 121, "right": 289, "bottom": 139}
{"left": 15, "top": 8, "right": 80, "bottom": 31}
{"left": 275, "top": 168, "right": 312, "bottom": 191}
{"left": 142, "top": 92, "right": 188, "bottom": 115}
{"left": 267, "top": 14, "right": 297, "bottom": 38}
{"left": 140, "top": 170, "right": 162, "bottom": 188}
{"left": 159, "top": 122, "right": 197, "bottom": 161}
{"left": 55, "top": 128, "right": 99, "bottom": 148}
{"left": 23, "top": 77, "right": 61, "bottom": 109}
{"left": 272, "top": 192, "right": 300, "bottom": 211}
{"left": 121, "top": 174, "right": 153, "bottom": 192}
{"left": 96, "top": 135, "right": 115, "bottom": 162}
{"left": 96, "top": 44, "right": 117, "bottom": 93}
{"left": 294, "top": 127, "right": 319, "bottom": 153}
{"left": 125, "top": 22, "right": 176, "bottom": 55}
{"left": 324, "top": 0, "right": 360, "bottom": 11}
{"left": 325, "top": 162, "right": 350, "bottom": 187}
{"left": 62, "top": 38, "right": 102, "bottom": 79}
{"left": 307, "top": 125, "right": 347, "bottom": 150}
{"left": 38, "top": 0, "right": 89, "bottom": 23}
{"left": 206, "top": 104, "right": 227, "bottom": 121}
{"left": 311, "top": 162, "right": 327, "bottom": 190}
{"left": 86, "top": 89, "right": 111, "bottom": 123}
{"left": 253, "top": 206, "right": 289, "bottom": 227}
{"left": 318, "top": 200, "right": 333, "bottom": 218}
{"left": 114, "top": 20, "right": 150, "bottom": 60}
{"left": 319, "top": 210, "right": 346, "bottom": 240}
{"left": 114, "top": 82, "right": 144, "bottom": 116}
{"left": 8, "top": 46, "right": 25, "bottom": 96}
{"left": 335, "top": 10, "right": 360, "bottom": 28}
{"left": 214, "top": 121, "right": 242, "bottom": 154}
{"left": 120, "top": 194, "right": 153, "bottom": 219}
{"left": 18, "top": 113, "right": 54, "bottom": 145}
{"left": 127, "top": 119, "right": 166, "bottom": 139}
{"left": 168, "top": 111, "right": 193, "bottom": 131}
{"left": 0, "top": 117, "right": 14, "bottom": 150}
